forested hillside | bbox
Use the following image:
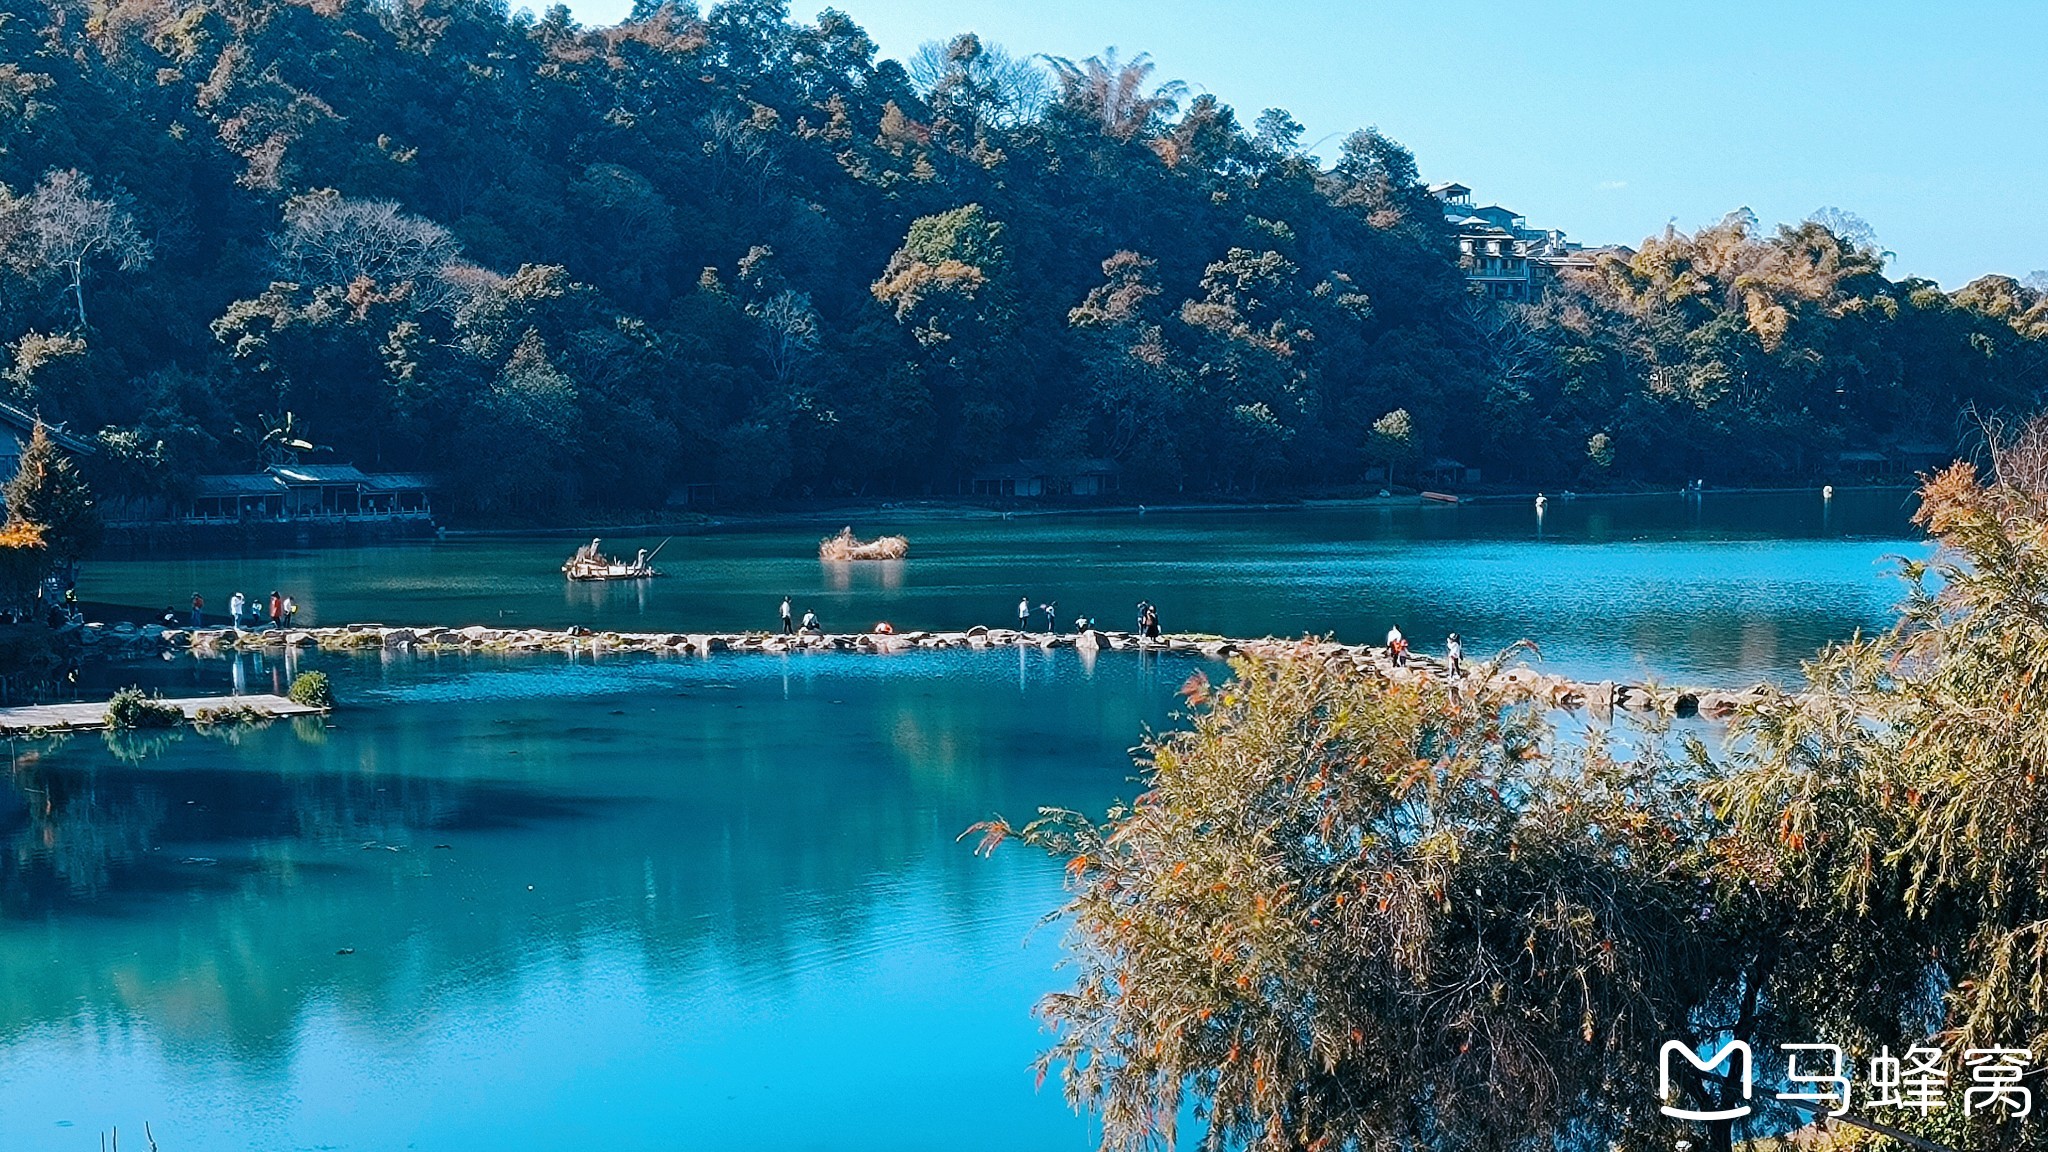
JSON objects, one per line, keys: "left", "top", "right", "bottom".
{"left": 0, "top": 0, "right": 2042, "bottom": 515}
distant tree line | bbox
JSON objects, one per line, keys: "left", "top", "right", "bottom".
{"left": 0, "top": 0, "right": 2041, "bottom": 517}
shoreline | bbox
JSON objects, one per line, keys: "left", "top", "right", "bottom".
{"left": 85, "top": 483, "right": 1923, "bottom": 555}
{"left": 67, "top": 619, "right": 1770, "bottom": 723}
{"left": 431, "top": 482, "right": 1920, "bottom": 539}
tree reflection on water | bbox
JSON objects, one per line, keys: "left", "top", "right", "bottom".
{"left": 0, "top": 648, "right": 1170, "bottom": 1061}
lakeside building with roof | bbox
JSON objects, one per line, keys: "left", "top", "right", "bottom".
{"left": 182, "top": 464, "right": 435, "bottom": 524}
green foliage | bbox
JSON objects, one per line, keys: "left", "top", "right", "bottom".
{"left": 872, "top": 204, "right": 1009, "bottom": 346}
{"left": 193, "top": 702, "right": 276, "bottom": 730}
{"left": 105, "top": 686, "right": 183, "bottom": 729}
{"left": 0, "top": 0, "right": 2034, "bottom": 509}
{"left": 287, "top": 671, "right": 334, "bottom": 710}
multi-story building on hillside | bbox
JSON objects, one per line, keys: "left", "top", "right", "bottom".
{"left": 1430, "top": 182, "right": 1630, "bottom": 301}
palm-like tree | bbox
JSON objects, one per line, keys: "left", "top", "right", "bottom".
{"left": 234, "top": 411, "right": 331, "bottom": 467}
{"left": 1045, "top": 49, "right": 1187, "bottom": 142}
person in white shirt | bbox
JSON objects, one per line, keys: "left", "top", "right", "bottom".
{"left": 1446, "top": 632, "right": 1463, "bottom": 677}
{"left": 229, "top": 591, "right": 246, "bottom": 629}
{"left": 1018, "top": 596, "right": 1030, "bottom": 629}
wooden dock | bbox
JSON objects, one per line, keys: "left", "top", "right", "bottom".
{"left": 0, "top": 693, "right": 321, "bottom": 733}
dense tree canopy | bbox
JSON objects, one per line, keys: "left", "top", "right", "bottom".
{"left": 0, "top": 0, "right": 2040, "bottom": 517}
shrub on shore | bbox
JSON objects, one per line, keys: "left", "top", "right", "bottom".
{"left": 193, "top": 703, "right": 276, "bottom": 728}
{"left": 105, "top": 686, "right": 183, "bottom": 728}
{"left": 287, "top": 671, "right": 334, "bottom": 710}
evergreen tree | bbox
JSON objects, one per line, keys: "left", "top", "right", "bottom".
{"left": 4, "top": 422, "right": 101, "bottom": 579}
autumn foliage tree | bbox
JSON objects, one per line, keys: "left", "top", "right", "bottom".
{"left": 1706, "top": 412, "right": 2048, "bottom": 1150}
{"left": 3, "top": 421, "right": 99, "bottom": 581}
{"left": 983, "top": 423, "right": 2048, "bottom": 1152}
{"left": 975, "top": 651, "right": 1730, "bottom": 1151}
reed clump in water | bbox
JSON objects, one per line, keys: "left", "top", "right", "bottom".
{"left": 819, "top": 527, "right": 908, "bottom": 561}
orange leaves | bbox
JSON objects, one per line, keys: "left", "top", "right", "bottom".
{"left": 963, "top": 818, "right": 1011, "bottom": 857}
{"left": 1775, "top": 807, "right": 1808, "bottom": 851}
{"left": 1180, "top": 671, "right": 1211, "bottom": 707}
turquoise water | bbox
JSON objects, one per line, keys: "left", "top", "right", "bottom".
{"left": 2, "top": 492, "right": 1927, "bottom": 1149}
{"left": 1, "top": 650, "right": 1183, "bottom": 1150}
{"left": 82, "top": 489, "right": 1925, "bottom": 684}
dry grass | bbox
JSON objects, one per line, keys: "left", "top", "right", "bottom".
{"left": 818, "top": 526, "right": 908, "bottom": 561}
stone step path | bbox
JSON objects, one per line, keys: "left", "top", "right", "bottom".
{"left": 0, "top": 693, "right": 321, "bottom": 733}
{"left": 66, "top": 621, "right": 1775, "bottom": 720}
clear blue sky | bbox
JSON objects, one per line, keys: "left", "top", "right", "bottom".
{"left": 553, "top": 0, "right": 2046, "bottom": 288}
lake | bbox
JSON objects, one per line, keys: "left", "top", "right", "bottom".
{"left": 4, "top": 491, "right": 1925, "bottom": 1149}
{"left": 80, "top": 488, "right": 1925, "bottom": 684}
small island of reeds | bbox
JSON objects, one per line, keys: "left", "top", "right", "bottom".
{"left": 819, "top": 527, "right": 908, "bottom": 561}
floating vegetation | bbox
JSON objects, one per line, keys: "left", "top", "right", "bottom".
{"left": 818, "top": 527, "right": 908, "bottom": 561}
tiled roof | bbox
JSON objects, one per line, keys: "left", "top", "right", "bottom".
{"left": 193, "top": 474, "right": 287, "bottom": 496}
{"left": 361, "top": 472, "right": 437, "bottom": 491}
{"left": 0, "top": 401, "right": 95, "bottom": 455}
{"left": 268, "top": 464, "right": 373, "bottom": 484}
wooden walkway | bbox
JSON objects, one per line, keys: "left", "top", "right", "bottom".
{"left": 0, "top": 693, "right": 321, "bottom": 732}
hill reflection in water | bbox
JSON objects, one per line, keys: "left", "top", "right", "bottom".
{"left": 0, "top": 650, "right": 1185, "bottom": 1149}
